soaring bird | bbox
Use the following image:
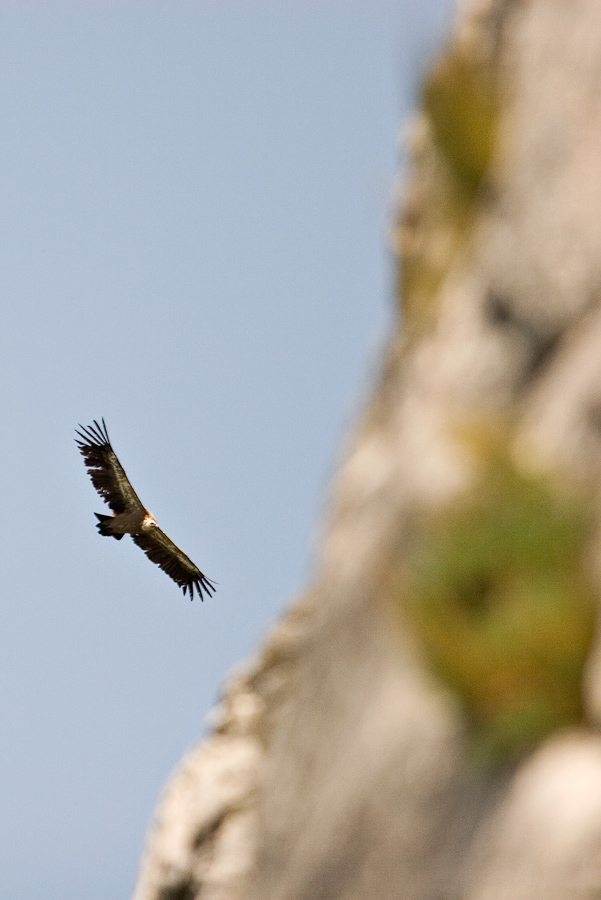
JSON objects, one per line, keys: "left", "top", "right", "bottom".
{"left": 76, "top": 419, "right": 215, "bottom": 600}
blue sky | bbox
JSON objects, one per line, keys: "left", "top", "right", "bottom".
{"left": 0, "top": 2, "right": 454, "bottom": 896}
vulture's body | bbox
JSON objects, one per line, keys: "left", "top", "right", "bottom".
{"left": 76, "top": 419, "right": 215, "bottom": 600}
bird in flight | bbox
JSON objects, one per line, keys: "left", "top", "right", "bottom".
{"left": 76, "top": 419, "right": 216, "bottom": 600}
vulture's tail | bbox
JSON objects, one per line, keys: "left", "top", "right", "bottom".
{"left": 95, "top": 512, "right": 124, "bottom": 540}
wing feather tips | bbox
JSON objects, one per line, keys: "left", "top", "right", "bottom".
{"left": 76, "top": 422, "right": 107, "bottom": 447}
{"left": 196, "top": 574, "right": 216, "bottom": 601}
{"left": 188, "top": 575, "right": 216, "bottom": 601}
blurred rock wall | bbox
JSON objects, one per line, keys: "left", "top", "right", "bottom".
{"left": 132, "top": 1, "right": 601, "bottom": 897}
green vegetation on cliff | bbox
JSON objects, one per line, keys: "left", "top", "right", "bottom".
{"left": 400, "top": 45, "right": 499, "bottom": 329}
{"left": 404, "top": 449, "right": 596, "bottom": 765}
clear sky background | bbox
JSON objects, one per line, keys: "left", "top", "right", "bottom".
{"left": 0, "top": 2, "right": 454, "bottom": 897}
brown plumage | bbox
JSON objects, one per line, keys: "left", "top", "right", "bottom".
{"left": 75, "top": 419, "right": 215, "bottom": 600}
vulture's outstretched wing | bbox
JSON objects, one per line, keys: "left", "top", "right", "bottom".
{"left": 75, "top": 418, "right": 145, "bottom": 513}
{"left": 132, "top": 527, "right": 216, "bottom": 600}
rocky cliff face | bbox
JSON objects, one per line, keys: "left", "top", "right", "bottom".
{"left": 132, "top": 1, "right": 601, "bottom": 898}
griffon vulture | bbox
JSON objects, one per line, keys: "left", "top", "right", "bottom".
{"left": 76, "top": 419, "right": 215, "bottom": 600}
